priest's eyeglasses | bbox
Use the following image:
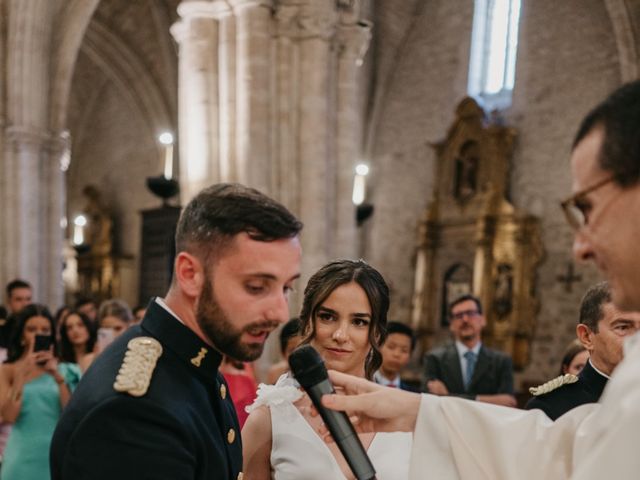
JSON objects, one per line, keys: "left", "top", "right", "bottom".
{"left": 560, "top": 175, "right": 617, "bottom": 230}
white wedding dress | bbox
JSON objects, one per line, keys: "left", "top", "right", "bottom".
{"left": 248, "top": 374, "right": 412, "bottom": 480}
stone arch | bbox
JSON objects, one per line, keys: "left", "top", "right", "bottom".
{"left": 79, "top": 20, "right": 173, "bottom": 142}
{"left": 363, "top": 0, "right": 426, "bottom": 158}
{"left": 49, "top": 0, "right": 101, "bottom": 132}
{"left": 604, "top": 0, "right": 639, "bottom": 82}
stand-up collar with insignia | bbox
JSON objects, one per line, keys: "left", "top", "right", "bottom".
{"left": 141, "top": 299, "right": 223, "bottom": 383}
{"left": 579, "top": 359, "right": 609, "bottom": 398}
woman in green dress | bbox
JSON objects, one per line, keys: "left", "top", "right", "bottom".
{"left": 0, "top": 304, "right": 80, "bottom": 480}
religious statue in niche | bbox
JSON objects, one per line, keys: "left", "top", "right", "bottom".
{"left": 493, "top": 263, "right": 513, "bottom": 318}
{"left": 81, "top": 185, "right": 113, "bottom": 257}
{"left": 453, "top": 140, "right": 479, "bottom": 203}
{"left": 442, "top": 263, "right": 473, "bottom": 326}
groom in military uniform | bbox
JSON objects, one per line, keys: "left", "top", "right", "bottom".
{"left": 50, "top": 184, "right": 303, "bottom": 480}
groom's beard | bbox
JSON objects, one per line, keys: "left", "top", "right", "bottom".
{"left": 196, "top": 279, "right": 278, "bottom": 361}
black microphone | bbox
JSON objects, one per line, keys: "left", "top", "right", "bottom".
{"left": 289, "top": 345, "right": 377, "bottom": 480}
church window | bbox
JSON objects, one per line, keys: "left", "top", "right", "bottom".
{"left": 467, "top": 0, "right": 522, "bottom": 109}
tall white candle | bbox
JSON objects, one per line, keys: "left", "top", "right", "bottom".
{"left": 73, "top": 215, "right": 87, "bottom": 245}
{"left": 164, "top": 143, "right": 174, "bottom": 180}
{"left": 352, "top": 163, "right": 370, "bottom": 206}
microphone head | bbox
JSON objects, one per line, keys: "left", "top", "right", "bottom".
{"left": 288, "top": 345, "right": 329, "bottom": 388}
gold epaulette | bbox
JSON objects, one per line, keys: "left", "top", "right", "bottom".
{"left": 113, "top": 337, "right": 163, "bottom": 397}
{"left": 529, "top": 374, "right": 578, "bottom": 396}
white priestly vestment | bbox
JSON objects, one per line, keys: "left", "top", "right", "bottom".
{"left": 409, "top": 333, "right": 640, "bottom": 479}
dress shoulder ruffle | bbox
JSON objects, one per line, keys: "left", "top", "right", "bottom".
{"left": 245, "top": 373, "right": 303, "bottom": 413}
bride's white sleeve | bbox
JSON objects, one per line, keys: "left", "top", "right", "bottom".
{"left": 246, "top": 374, "right": 303, "bottom": 415}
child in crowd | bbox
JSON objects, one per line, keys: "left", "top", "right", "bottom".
{"left": 266, "top": 318, "right": 302, "bottom": 384}
{"left": 374, "top": 321, "right": 417, "bottom": 391}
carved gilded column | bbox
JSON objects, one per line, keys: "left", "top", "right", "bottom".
{"left": 228, "top": 0, "right": 274, "bottom": 193}
{"left": 334, "top": 14, "right": 371, "bottom": 259}
{"left": 172, "top": 1, "right": 231, "bottom": 202}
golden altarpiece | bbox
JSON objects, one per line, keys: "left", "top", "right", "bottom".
{"left": 411, "top": 98, "right": 543, "bottom": 370}
{"left": 73, "top": 186, "right": 133, "bottom": 303}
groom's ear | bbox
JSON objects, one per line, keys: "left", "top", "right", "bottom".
{"left": 174, "top": 252, "right": 205, "bottom": 299}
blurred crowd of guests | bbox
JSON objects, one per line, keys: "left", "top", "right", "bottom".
{"left": 0, "top": 279, "right": 146, "bottom": 479}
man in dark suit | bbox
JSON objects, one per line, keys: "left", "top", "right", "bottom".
{"left": 50, "top": 184, "right": 303, "bottom": 480}
{"left": 424, "top": 294, "right": 516, "bottom": 407}
{"left": 526, "top": 281, "right": 640, "bottom": 419}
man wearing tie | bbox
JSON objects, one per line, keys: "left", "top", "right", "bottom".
{"left": 424, "top": 294, "right": 516, "bottom": 407}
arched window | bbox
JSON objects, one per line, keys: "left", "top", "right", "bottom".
{"left": 467, "top": 0, "right": 522, "bottom": 110}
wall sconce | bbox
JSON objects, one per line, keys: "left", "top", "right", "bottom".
{"left": 146, "top": 131, "right": 179, "bottom": 206}
{"left": 352, "top": 163, "right": 374, "bottom": 226}
{"left": 72, "top": 214, "right": 87, "bottom": 246}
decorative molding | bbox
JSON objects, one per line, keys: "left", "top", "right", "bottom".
{"left": 337, "top": 0, "right": 361, "bottom": 24}
{"left": 177, "top": 0, "right": 231, "bottom": 20}
{"left": 337, "top": 20, "right": 371, "bottom": 64}
{"left": 4, "top": 125, "right": 50, "bottom": 149}
{"left": 172, "top": 0, "right": 232, "bottom": 44}
{"left": 227, "top": 0, "right": 274, "bottom": 11}
{"left": 275, "top": 1, "right": 338, "bottom": 40}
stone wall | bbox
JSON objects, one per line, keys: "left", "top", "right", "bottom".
{"left": 366, "top": 0, "right": 622, "bottom": 384}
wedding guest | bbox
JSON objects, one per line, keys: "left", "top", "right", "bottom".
{"left": 59, "top": 310, "right": 97, "bottom": 373}
{"left": 0, "top": 304, "right": 80, "bottom": 480}
{"left": 374, "top": 321, "right": 418, "bottom": 391}
{"left": 266, "top": 317, "right": 302, "bottom": 384}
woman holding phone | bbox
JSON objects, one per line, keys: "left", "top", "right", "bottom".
{"left": 0, "top": 304, "right": 80, "bottom": 480}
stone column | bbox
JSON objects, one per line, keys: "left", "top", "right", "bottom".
{"left": 275, "top": 1, "right": 339, "bottom": 285}
{"left": 228, "top": 0, "right": 273, "bottom": 193}
{"left": 272, "top": 4, "right": 300, "bottom": 213}
{"left": 334, "top": 16, "right": 371, "bottom": 259}
{"left": 2, "top": 0, "right": 59, "bottom": 305}
{"left": 172, "top": 1, "right": 231, "bottom": 203}
{"left": 2, "top": 128, "right": 43, "bottom": 290}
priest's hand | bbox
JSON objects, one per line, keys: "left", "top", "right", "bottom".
{"left": 320, "top": 370, "right": 421, "bottom": 435}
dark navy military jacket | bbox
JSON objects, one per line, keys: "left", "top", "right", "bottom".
{"left": 525, "top": 360, "right": 608, "bottom": 420}
{"left": 50, "top": 300, "right": 243, "bottom": 480}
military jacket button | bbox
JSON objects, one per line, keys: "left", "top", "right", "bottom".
{"left": 220, "top": 383, "right": 227, "bottom": 399}
{"left": 227, "top": 428, "right": 236, "bottom": 444}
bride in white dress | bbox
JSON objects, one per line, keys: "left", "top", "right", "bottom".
{"left": 242, "top": 260, "right": 412, "bottom": 480}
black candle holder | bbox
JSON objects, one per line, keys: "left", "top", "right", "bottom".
{"left": 73, "top": 243, "right": 91, "bottom": 255}
{"left": 146, "top": 175, "right": 179, "bottom": 206}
